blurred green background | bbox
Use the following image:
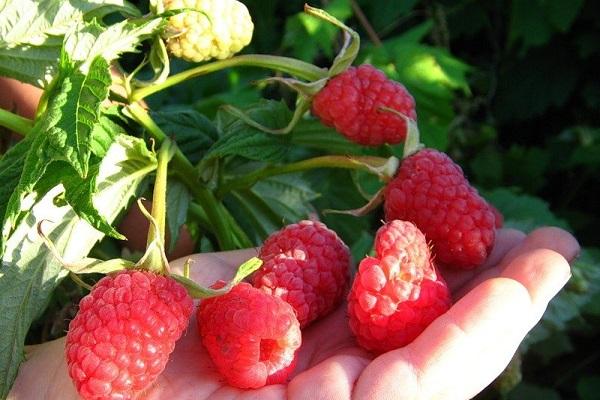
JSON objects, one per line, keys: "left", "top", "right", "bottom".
{"left": 28, "top": 0, "right": 600, "bottom": 398}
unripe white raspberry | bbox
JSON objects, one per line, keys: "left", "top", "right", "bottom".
{"left": 163, "top": 0, "right": 254, "bottom": 62}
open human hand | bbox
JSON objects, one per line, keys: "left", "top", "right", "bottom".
{"left": 8, "top": 227, "right": 578, "bottom": 400}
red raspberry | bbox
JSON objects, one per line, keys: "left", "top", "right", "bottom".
{"left": 65, "top": 270, "right": 193, "bottom": 400}
{"left": 347, "top": 220, "right": 451, "bottom": 353}
{"left": 253, "top": 220, "right": 351, "bottom": 328}
{"left": 384, "top": 149, "right": 496, "bottom": 269}
{"left": 311, "top": 64, "right": 416, "bottom": 146}
{"left": 197, "top": 282, "right": 301, "bottom": 389}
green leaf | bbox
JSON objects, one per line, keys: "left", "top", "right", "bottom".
{"left": 0, "top": 0, "right": 139, "bottom": 86}
{"left": 0, "top": 135, "right": 155, "bottom": 398}
{"left": 482, "top": 188, "right": 569, "bottom": 232}
{"left": 207, "top": 100, "right": 292, "bottom": 162}
{"left": 64, "top": 17, "right": 165, "bottom": 73}
{"left": 508, "top": 0, "right": 584, "bottom": 52}
{"left": 252, "top": 175, "right": 319, "bottom": 222}
{"left": 291, "top": 119, "right": 363, "bottom": 154}
{"left": 47, "top": 55, "right": 112, "bottom": 177}
{"left": 90, "top": 112, "right": 127, "bottom": 158}
{"left": 225, "top": 189, "right": 283, "bottom": 244}
{"left": 493, "top": 45, "right": 578, "bottom": 122}
{"left": 35, "top": 159, "right": 125, "bottom": 240}
{"left": 0, "top": 138, "right": 30, "bottom": 226}
{"left": 0, "top": 36, "right": 62, "bottom": 87}
{"left": 166, "top": 180, "right": 191, "bottom": 252}
{"left": 1, "top": 55, "right": 114, "bottom": 253}
{"left": 0, "top": 0, "right": 139, "bottom": 46}
{"left": 151, "top": 108, "right": 219, "bottom": 164}
{"left": 360, "top": 0, "right": 419, "bottom": 34}
{"left": 282, "top": 0, "right": 352, "bottom": 62}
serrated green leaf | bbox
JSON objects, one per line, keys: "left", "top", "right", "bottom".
{"left": 166, "top": 180, "right": 191, "bottom": 252}
{"left": 282, "top": 0, "right": 351, "bottom": 62}
{"left": 45, "top": 55, "right": 111, "bottom": 177}
{"left": 35, "top": 159, "right": 125, "bottom": 240}
{"left": 0, "top": 135, "right": 155, "bottom": 398}
{"left": 0, "top": 0, "right": 139, "bottom": 47}
{"left": 482, "top": 188, "right": 569, "bottom": 232}
{"left": 225, "top": 189, "right": 282, "bottom": 244}
{"left": 151, "top": 108, "right": 219, "bottom": 164}
{"left": 0, "top": 36, "right": 62, "bottom": 87}
{"left": 0, "top": 0, "right": 139, "bottom": 86}
{"left": 252, "top": 175, "right": 319, "bottom": 222}
{"left": 90, "top": 112, "right": 126, "bottom": 158}
{"left": 64, "top": 17, "right": 164, "bottom": 73}
{"left": 0, "top": 137, "right": 30, "bottom": 226}
{"left": 207, "top": 101, "right": 292, "bottom": 162}
{"left": 291, "top": 119, "right": 363, "bottom": 154}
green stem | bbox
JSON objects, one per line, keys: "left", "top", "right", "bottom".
{"left": 0, "top": 108, "right": 33, "bottom": 137}
{"left": 126, "top": 102, "right": 241, "bottom": 250}
{"left": 143, "top": 139, "right": 175, "bottom": 273}
{"left": 217, "top": 155, "right": 388, "bottom": 196}
{"left": 131, "top": 54, "right": 327, "bottom": 102}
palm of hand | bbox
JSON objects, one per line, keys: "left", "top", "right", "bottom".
{"left": 9, "top": 228, "right": 577, "bottom": 400}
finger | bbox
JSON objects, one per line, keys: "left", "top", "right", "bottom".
{"left": 353, "top": 277, "right": 534, "bottom": 400}
{"left": 354, "top": 241, "right": 573, "bottom": 400}
{"left": 441, "top": 228, "right": 526, "bottom": 292}
{"left": 8, "top": 337, "right": 78, "bottom": 400}
{"left": 500, "top": 248, "right": 571, "bottom": 327}
{"left": 503, "top": 226, "right": 580, "bottom": 264}
{"left": 288, "top": 354, "right": 370, "bottom": 400}
{"left": 455, "top": 226, "right": 578, "bottom": 298}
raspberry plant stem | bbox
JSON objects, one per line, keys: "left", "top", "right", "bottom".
{"left": 130, "top": 55, "right": 327, "bottom": 102}
{"left": 0, "top": 108, "right": 33, "bottom": 137}
{"left": 216, "top": 155, "right": 390, "bottom": 197}
{"left": 142, "top": 139, "right": 175, "bottom": 274}
{"left": 126, "top": 102, "right": 251, "bottom": 250}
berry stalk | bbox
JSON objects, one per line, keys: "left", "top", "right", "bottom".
{"left": 0, "top": 107, "right": 33, "bottom": 137}
{"left": 216, "top": 155, "right": 393, "bottom": 197}
{"left": 140, "top": 138, "right": 175, "bottom": 274}
{"left": 130, "top": 54, "right": 327, "bottom": 102}
{"left": 125, "top": 102, "right": 250, "bottom": 250}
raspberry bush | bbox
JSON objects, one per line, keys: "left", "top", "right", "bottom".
{"left": 1, "top": 0, "right": 598, "bottom": 398}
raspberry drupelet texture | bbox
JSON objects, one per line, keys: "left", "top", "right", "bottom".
{"left": 347, "top": 220, "right": 451, "bottom": 353}
{"left": 384, "top": 149, "right": 496, "bottom": 269}
{"left": 311, "top": 64, "right": 416, "bottom": 146}
{"left": 197, "top": 282, "right": 301, "bottom": 389}
{"left": 65, "top": 270, "right": 193, "bottom": 400}
{"left": 253, "top": 220, "right": 351, "bottom": 328}
{"left": 163, "top": 0, "right": 253, "bottom": 62}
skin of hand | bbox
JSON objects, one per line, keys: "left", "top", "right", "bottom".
{"left": 0, "top": 77, "right": 42, "bottom": 121}
{"left": 7, "top": 226, "right": 578, "bottom": 400}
